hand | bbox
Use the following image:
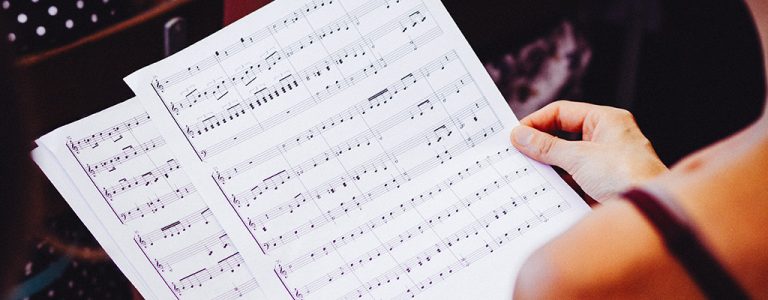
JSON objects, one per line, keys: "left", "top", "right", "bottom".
{"left": 510, "top": 100, "right": 668, "bottom": 201}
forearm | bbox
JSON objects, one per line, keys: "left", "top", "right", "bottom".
{"left": 515, "top": 117, "right": 768, "bottom": 299}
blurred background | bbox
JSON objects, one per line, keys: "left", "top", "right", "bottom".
{"left": 0, "top": 0, "right": 765, "bottom": 298}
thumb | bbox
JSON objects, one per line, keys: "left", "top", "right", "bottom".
{"left": 510, "top": 125, "right": 583, "bottom": 171}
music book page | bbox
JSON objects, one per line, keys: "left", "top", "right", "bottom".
{"left": 124, "top": 0, "right": 590, "bottom": 299}
{"left": 32, "top": 146, "right": 155, "bottom": 298}
{"left": 35, "top": 98, "right": 267, "bottom": 299}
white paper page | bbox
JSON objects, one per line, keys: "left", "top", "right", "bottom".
{"left": 36, "top": 98, "right": 267, "bottom": 299}
{"left": 126, "top": 0, "right": 591, "bottom": 298}
{"left": 31, "top": 146, "right": 155, "bottom": 298}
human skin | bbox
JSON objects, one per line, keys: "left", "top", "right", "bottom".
{"left": 511, "top": 0, "right": 768, "bottom": 298}
{"left": 510, "top": 101, "right": 669, "bottom": 202}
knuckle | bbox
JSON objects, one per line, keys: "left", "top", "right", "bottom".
{"left": 538, "top": 135, "right": 557, "bottom": 158}
{"left": 547, "top": 100, "right": 571, "bottom": 110}
{"left": 612, "top": 108, "right": 634, "bottom": 119}
{"left": 639, "top": 138, "right": 657, "bottom": 152}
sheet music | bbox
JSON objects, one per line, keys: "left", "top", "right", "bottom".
{"left": 32, "top": 146, "right": 155, "bottom": 298}
{"left": 126, "top": 0, "right": 588, "bottom": 299}
{"left": 35, "top": 99, "right": 267, "bottom": 299}
{"left": 125, "top": 0, "right": 590, "bottom": 298}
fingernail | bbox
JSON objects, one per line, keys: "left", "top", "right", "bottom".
{"left": 512, "top": 126, "right": 535, "bottom": 147}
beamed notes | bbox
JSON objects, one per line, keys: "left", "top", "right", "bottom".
{"left": 34, "top": 0, "right": 589, "bottom": 299}
{"left": 36, "top": 100, "right": 265, "bottom": 299}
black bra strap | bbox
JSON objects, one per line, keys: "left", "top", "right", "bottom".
{"left": 621, "top": 188, "right": 749, "bottom": 299}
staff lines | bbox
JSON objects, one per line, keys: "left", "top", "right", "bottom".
{"left": 393, "top": 201, "right": 571, "bottom": 299}
{"left": 158, "top": 0, "right": 406, "bottom": 88}
{"left": 216, "top": 73, "right": 472, "bottom": 188}
{"left": 293, "top": 167, "right": 536, "bottom": 295}
{"left": 172, "top": 5, "right": 442, "bottom": 159}
{"left": 179, "top": 2, "right": 428, "bottom": 123}
{"left": 85, "top": 136, "right": 166, "bottom": 177}
{"left": 231, "top": 99, "right": 489, "bottom": 229}
{"left": 343, "top": 198, "right": 566, "bottom": 299}
{"left": 68, "top": 113, "right": 151, "bottom": 153}
{"left": 257, "top": 120, "right": 503, "bottom": 252}
{"left": 281, "top": 147, "right": 520, "bottom": 274}
{"left": 199, "top": 28, "right": 444, "bottom": 159}
{"left": 117, "top": 184, "right": 197, "bottom": 223}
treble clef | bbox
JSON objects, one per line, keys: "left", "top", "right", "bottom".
{"left": 152, "top": 77, "right": 165, "bottom": 93}
{"left": 154, "top": 259, "right": 165, "bottom": 271}
{"left": 134, "top": 231, "right": 147, "bottom": 248}
{"left": 275, "top": 261, "right": 288, "bottom": 278}
{"left": 67, "top": 138, "right": 80, "bottom": 153}
{"left": 215, "top": 170, "right": 226, "bottom": 184}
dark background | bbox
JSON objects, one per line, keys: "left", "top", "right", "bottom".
{"left": 444, "top": 0, "right": 766, "bottom": 164}
{"left": 1, "top": 0, "right": 766, "bottom": 296}
{"left": 6, "top": 0, "right": 766, "bottom": 164}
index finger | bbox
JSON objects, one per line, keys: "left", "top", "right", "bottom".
{"left": 520, "top": 100, "right": 602, "bottom": 133}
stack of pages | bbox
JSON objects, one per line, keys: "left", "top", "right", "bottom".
{"left": 32, "top": 0, "right": 590, "bottom": 299}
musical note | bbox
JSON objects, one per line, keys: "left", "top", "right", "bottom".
{"left": 340, "top": 200, "right": 566, "bottom": 299}
{"left": 214, "top": 278, "right": 261, "bottom": 300}
{"left": 134, "top": 207, "right": 216, "bottom": 247}
{"left": 214, "top": 70, "right": 470, "bottom": 187}
{"left": 201, "top": 50, "right": 451, "bottom": 161}
{"left": 157, "top": 0, "right": 372, "bottom": 88}
{"left": 67, "top": 113, "right": 151, "bottom": 153}
{"left": 48, "top": 96, "right": 265, "bottom": 299}
{"left": 85, "top": 137, "right": 166, "bottom": 177}
{"left": 116, "top": 184, "right": 196, "bottom": 223}
{"left": 294, "top": 170, "right": 539, "bottom": 295}
{"left": 231, "top": 99, "right": 490, "bottom": 209}
{"left": 392, "top": 202, "right": 570, "bottom": 299}
{"left": 180, "top": 6, "right": 442, "bottom": 148}
{"left": 284, "top": 161, "right": 529, "bottom": 274}
{"left": 102, "top": 159, "right": 181, "bottom": 198}
{"left": 111, "top": 0, "right": 591, "bottom": 298}
{"left": 173, "top": 252, "right": 246, "bottom": 295}
{"left": 154, "top": 230, "right": 231, "bottom": 272}
{"left": 257, "top": 122, "right": 503, "bottom": 252}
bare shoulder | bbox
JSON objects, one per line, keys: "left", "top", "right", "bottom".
{"left": 514, "top": 199, "right": 702, "bottom": 299}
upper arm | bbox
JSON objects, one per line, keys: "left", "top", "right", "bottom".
{"left": 513, "top": 199, "right": 703, "bottom": 299}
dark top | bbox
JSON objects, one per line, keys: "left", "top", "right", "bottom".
{"left": 621, "top": 188, "right": 749, "bottom": 299}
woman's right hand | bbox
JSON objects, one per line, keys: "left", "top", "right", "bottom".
{"left": 510, "top": 100, "right": 668, "bottom": 201}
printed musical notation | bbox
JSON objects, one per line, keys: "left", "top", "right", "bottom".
{"left": 294, "top": 173, "right": 542, "bottom": 295}
{"left": 169, "top": 0, "right": 414, "bottom": 116}
{"left": 86, "top": 136, "right": 166, "bottom": 177}
{"left": 151, "top": 230, "right": 232, "bottom": 272}
{"left": 173, "top": 252, "right": 246, "bottom": 294}
{"left": 158, "top": 0, "right": 376, "bottom": 89}
{"left": 229, "top": 98, "right": 489, "bottom": 208}
{"left": 102, "top": 159, "right": 181, "bottom": 199}
{"left": 344, "top": 200, "right": 570, "bottom": 300}
{"left": 213, "top": 68, "right": 468, "bottom": 186}
{"left": 68, "top": 113, "right": 151, "bottom": 153}
{"left": 135, "top": 208, "right": 214, "bottom": 247}
{"left": 117, "top": 184, "right": 196, "bottom": 223}
{"left": 39, "top": 100, "right": 264, "bottom": 299}
{"left": 150, "top": 0, "right": 444, "bottom": 160}
{"left": 123, "top": 0, "right": 590, "bottom": 299}
{"left": 281, "top": 159, "right": 531, "bottom": 275}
